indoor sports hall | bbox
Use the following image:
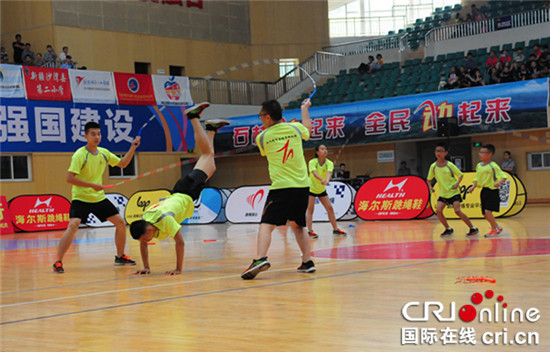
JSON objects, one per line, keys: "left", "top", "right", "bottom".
{"left": 1, "top": 1, "right": 550, "bottom": 351}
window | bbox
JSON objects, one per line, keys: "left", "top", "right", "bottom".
{"left": 279, "top": 58, "right": 299, "bottom": 77}
{"left": 108, "top": 154, "right": 137, "bottom": 178}
{"left": 0, "top": 155, "right": 31, "bottom": 181}
{"left": 169, "top": 65, "right": 186, "bottom": 76}
{"left": 134, "top": 62, "right": 151, "bottom": 74}
{"left": 527, "top": 152, "right": 550, "bottom": 170}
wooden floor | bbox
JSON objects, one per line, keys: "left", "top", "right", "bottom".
{"left": 1, "top": 204, "right": 549, "bottom": 351}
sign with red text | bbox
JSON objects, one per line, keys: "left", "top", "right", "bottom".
{"left": 225, "top": 185, "right": 270, "bottom": 223}
{"left": 0, "top": 195, "right": 15, "bottom": 234}
{"left": 8, "top": 194, "right": 70, "bottom": 231}
{"left": 22, "top": 66, "right": 72, "bottom": 101}
{"left": 113, "top": 72, "right": 156, "bottom": 106}
{"left": 354, "top": 176, "right": 430, "bottom": 220}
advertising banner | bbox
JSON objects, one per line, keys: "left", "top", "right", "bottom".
{"left": 8, "top": 194, "right": 70, "bottom": 231}
{"left": 113, "top": 72, "right": 155, "bottom": 106}
{"left": 69, "top": 70, "right": 117, "bottom": 104}
{"left": 183, "top": 188, "right": 223, "bottom": 224}
{"left": 0, "top": 64, "right": 25, "bottom": 98}
{"left": 213, "top": 78, "right": 549, "bottom": 154}
{"left": 86, "top": 193, "right": 129, "bottom": 227}
{"left": 429, "top": 171, "right": 526, "bottom": 218}
{"left": 22, "top": 66, "right": 72, "bottom": 101}
{"left": 0, "top": 99, "right": 196, "bottom": 152}
{"left": 312, "top": 181, "right": 354, "bottom": 221}
{"left": 225, "top": 185, "right": 270, "bottom": 223}
{"left": 152, "top": 75, "right": 193, "bottom": 106}
{"left": 496, "top": 16, "right": 512, "bottom": 30}
{"left": 124, "top": 189, "right": 170, "bottom": 224}
{"left": 339, "top": 183, "right": 358, "bottom": 221}
{"left": 354, "top": 176, "right": 431, "bottom": 220}
{"left": 0, "top": 195, "right": 15, "bottom": 234}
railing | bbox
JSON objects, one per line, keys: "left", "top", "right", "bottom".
{"left": 189, "top": 51, "right": 344, "bottom": 105}
{"left": 425, "top": 7, "right": 550, "bottom": 46}
{"left": 329, "top": 15, "right": 407, "bottom": 38}
{"left": 322, "top": 33, "right": 409, "bottom": 56}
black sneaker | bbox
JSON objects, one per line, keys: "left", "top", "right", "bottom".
{"left": 241, "top": 257, "right": 270, "bottom": 280}
{"left": 114, "top": 254, "right": 136, "bottom": 266}
{"left": 466, "top": 227, "right": 480, "bottom": 237}
{"left": 308, "top": 230, "right": 319, "bottom": 239}
{"left": 52, "top": 260, "right": 64, "bottom": 274}
{"left": 205, "top": 119, "right": 230, "bottom": 132}
{"left": 440, "top": 228, "right": 454, "bottom": 237}
{"left": 184, "top": 102, "right": 210, "bottom": 119}
{"left": 297, "top": 260, "right": 316, "bottom": 273}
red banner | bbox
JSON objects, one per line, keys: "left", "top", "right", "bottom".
{"left": 354, "top": 176, "right": 430, "bottom": 220}
{"left": 8, "top": 194, "right": 70, "bottom": 232}
{"left": 22, "top": 66, "right": 72, "bottom": 101}
{"left": 113, "top": 72, "right": 156, "bottom": 105}
{"left": 0, "top": 196, "right": 15, "bottom": 234}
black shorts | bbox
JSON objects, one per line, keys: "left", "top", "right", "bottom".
{"left": 438, "top": 194, "right": 462, "bottom": 205}
{"left": 480, "top": 188, "right": 500, "bottom": 213}
{"left": 261, "top": 187, "right": 309, "bottom": 227}
{"left": 70, "top": 199, "right": 119, "bottom": 222}
{"left": 309, "top": 190, "right": 328, "bottom": 197}
{"left": 172, "top": 169, "right": 208, "bottom": 200}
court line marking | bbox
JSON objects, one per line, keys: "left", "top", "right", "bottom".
{"left": 2, "top": 244, "right": 550, "bottom": 325}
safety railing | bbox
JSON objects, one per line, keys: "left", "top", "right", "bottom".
{"left": 322, "top": 34, "right": 409, "bottom": 56}
{"left": 425, "top": 7, "right": 550, "bottom": 46}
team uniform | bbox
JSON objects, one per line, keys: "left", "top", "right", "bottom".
{"left": 256, "top": 122, "right": 310, "bottom": 226}
{"left": 473, "top": 161, "right": 508, "bottom": 213}
{"left": 308, "top": 158, "right": 334, "bottom": 197}
{"left": 427, "top": 161, "right": 463, "bottom": 204}
{"left": 68, "top": 146, "right": 121, "bottom": 221}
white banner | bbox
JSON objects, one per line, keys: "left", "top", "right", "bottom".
{"left": 312, "top": 181, "right": 354, "bottom": 221}
{"left": 152, "top": 75, "right": 193, "bottom": 106}
{"left": 0, "top": 64, "right": 25, "bottom": 98}
{"left": 183, "top": 188, "right": 223, "bottom": 224}
{"left": 86, "top": 193, "right": 129, "bottom": 227}
{"left": 225, "top": 185, "right": 270, "bottom": 223}
{"left": 69, "top": 69, "right": 117, "bottom": 104}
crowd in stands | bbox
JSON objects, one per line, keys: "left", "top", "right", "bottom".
{"left": 0, "top": 34, "right": 78, "bottom": 69}
{"left": 357, "top": 54, "right": 384, "bottom": 75}
{"left": 444, "top": 45, "right": 549, "bottom": 89}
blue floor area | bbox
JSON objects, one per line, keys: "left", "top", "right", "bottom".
{"left": 0, "top": 237, "right": 114, "bottom": 251}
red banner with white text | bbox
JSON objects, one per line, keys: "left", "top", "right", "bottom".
{"left": 113, "top": 72, "right": 156, "bottom": 105}
{"left": 22, "top": 66, "right": 72, "bottom": 101}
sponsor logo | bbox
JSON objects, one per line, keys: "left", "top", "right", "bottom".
{"left": 164, "top": 77, "right": 181, "bottom": 101}
{"left": 137, "top": 196, "right": 151, "bottom": 211}
{"left": 246, "top": 190, "right": 264, "bottom": 210}
{"left": 75, "top": 76, "right": 84, "bottom": 87}
{"left": 34, "top": 197, "right": 52, "bottom": 208}
{"left": 128, "top": 77, "right": 139, "bottom": 93}
{"left": 383, "top": 179, "right": 407, "bottom": 193}
{"left": 8, "top": 194, "right": 70, "bottom": 231}
{"left": 276, "top": 139, "right": 294, "bottom": 164}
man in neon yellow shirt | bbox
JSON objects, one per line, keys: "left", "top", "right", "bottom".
{"left": 241, "top": 99, "right": 315, "bottom": 280}
{"left": 468, "top": 144, "right": 508, "bottom": 237}
{"left": 427, "top": 142, "right": 478, "bottom": 238}
{"left": 53, "top": 121, "right": 140, "bottom": 273}
{"left": 129, "top": 103, "right": 229, "bottom": 275}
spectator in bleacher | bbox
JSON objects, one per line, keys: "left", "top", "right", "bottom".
{"left": 458, "top": 66, "right": 470, "bottom": 88}
{"left": 34, "top": 53, "right": 44, "bottom": 67}
{"left": 464, "top": 52, "right": 477, "bottom": 73}
{"left": 517, "top": 63, "right": 529, "bottom": 80}
{"left": 509, "top": 61, "right": 519, "bottom": 80}
{"left": 43, "top": 45, "right": 57, "bottom": 64}
{"left": 499, "top": 50, "right": 512, "bottom": 65}
{"left": 488, "top": 62, "right": 502, "bottom": 84}
{"left": 0, "top": 46, "right": 8, "bottom": 63}
{"left": 471, "top": 4, "right": 486, "bottom": 21}
{"left": 468, "top": 69, "right": 485, "bottom": 86}
{"left": 528, "top": 60, "right": 539, "bottom": 79}
{"left": 455, "top": 13, "right": 465, "bottom": 24}
{"left": 375, "top": 54, "right": 384, "bottom": 70}
{"left": 446, "top": 66, "right": 460, "bottom": 89}
{"left": 12, "top": 34, "right": 25, "bottom": 64}
{"left": 61, "top": 55, "right": 74, "bottom": 69}
{"left": 59, "top": 46, "right": 69, "bottom": 63}
{"left": 499, "top": 64, "right": 513, "bottom": 83}
{"left": 21, "top": 43, "right": 35, "bottom": 63}
{"left": 513, "top": 48, "right": 525, "bottom": 64}
{"left": 22, "top": 54, "right": 34, "bottom": 66}
{"left": 530, "top": 44, "right": 542, "bottom": 61}
{"left": 540, "top": 45, "right": 549, "bottom": 66}
{"left": 357, "top": 56, "right": 374, "bottom": 75}
{"left": 486, "top": 51, "right": 499, "bottom": 68}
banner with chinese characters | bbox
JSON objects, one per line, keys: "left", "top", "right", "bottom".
{"left": 22, "top": 66, "right": 72, "bottom": 101}
{"left": 152, "top": 75, "right": 193, "bottom": 106}
{"left": 0, "top": 99, "right": 196, "bottom": 152}
{"left": 0, "top": 64, "right": 25, "bottom": 98}
{"left": 8, "top": 194, "right": 71, "bottom": 231}
{"left": 0, "top": 195, "right": 15, "bottom": 234}
{"left": 212, "top": 78, "right": 549, "bottom": 154}
{"left": 113, "top": 72, "right": 155, "bottom": 106}
{"left": 69, "top": 69, "right": 117, "bottom": 104}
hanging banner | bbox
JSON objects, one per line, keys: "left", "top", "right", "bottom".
{"left": 8, "top": 194, "right": 70, "bottom": 231}
{"left": 152, "top": 75, "right": 193, "bottom": 106}
{"left": 69, "top": 70, "right": 117, "bottom": 104}
{"left": 0, "top": 64, "right": 25, "bottom": 98}
{"left": 124, "top": 189, "right": 170, "bottom": 224}
{"left": 86, "top": 193, "right": 129, "bottom": 227}
{"left": 225, "top": 185, "right": 270, "bottom": 223}
{"left": 312, "top": 181, "right": 354, "bottom": 221}
{"left": 113, "top": 72, "right": 155, "bottom": 105}
{"left": 429, "top": 171, "right": 526, "bottom": 218}
{"left": 0, "top": 195, "right": 15, "bottom": 234}
{"left": 354, "top": 176, "right": 430, "bottom": 220}
{"left": 22, "top": 66, "right": 72, "bottom": 101}
{"left": 183, "top": 188, "right": 223, "bottom": 224}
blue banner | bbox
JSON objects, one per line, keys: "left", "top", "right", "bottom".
{"left": 213, "top": 78, "right": 549, "bottom": 153}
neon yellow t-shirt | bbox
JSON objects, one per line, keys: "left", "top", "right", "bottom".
{"left": 68, "top": 146, "right": 120, "bottom": 203}
{"left": 427, "top": 161, "right": 463, "bottom": 198}
{"left": 308, "top": 158, "right": 334, "bottom": 194}
{"left": 142, "top": 193, "right": 195, "bottom": 239}
{"left": 473, "top": 161, "right": 508, "bottom": 189}
{"left": 256, "top": 122, "right": 310, "bottom": 190}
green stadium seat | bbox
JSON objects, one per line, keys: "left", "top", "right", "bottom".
{"left": 436, "top": 54, "right": 446, "bottom": 62}
{"left": 490, "top": 45, "right": 500, "bottom": 53}
{"left": 541, "top": 37, "right": 550, "bottom": 46}
{"left": 502, "top": 43, "right": 513, "bottom": 51}
{"left": 476, "top": 48, "right": 487, "bottom": 56}
{"left": 528, "top": 39, "right": 539, "bottom": 48}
